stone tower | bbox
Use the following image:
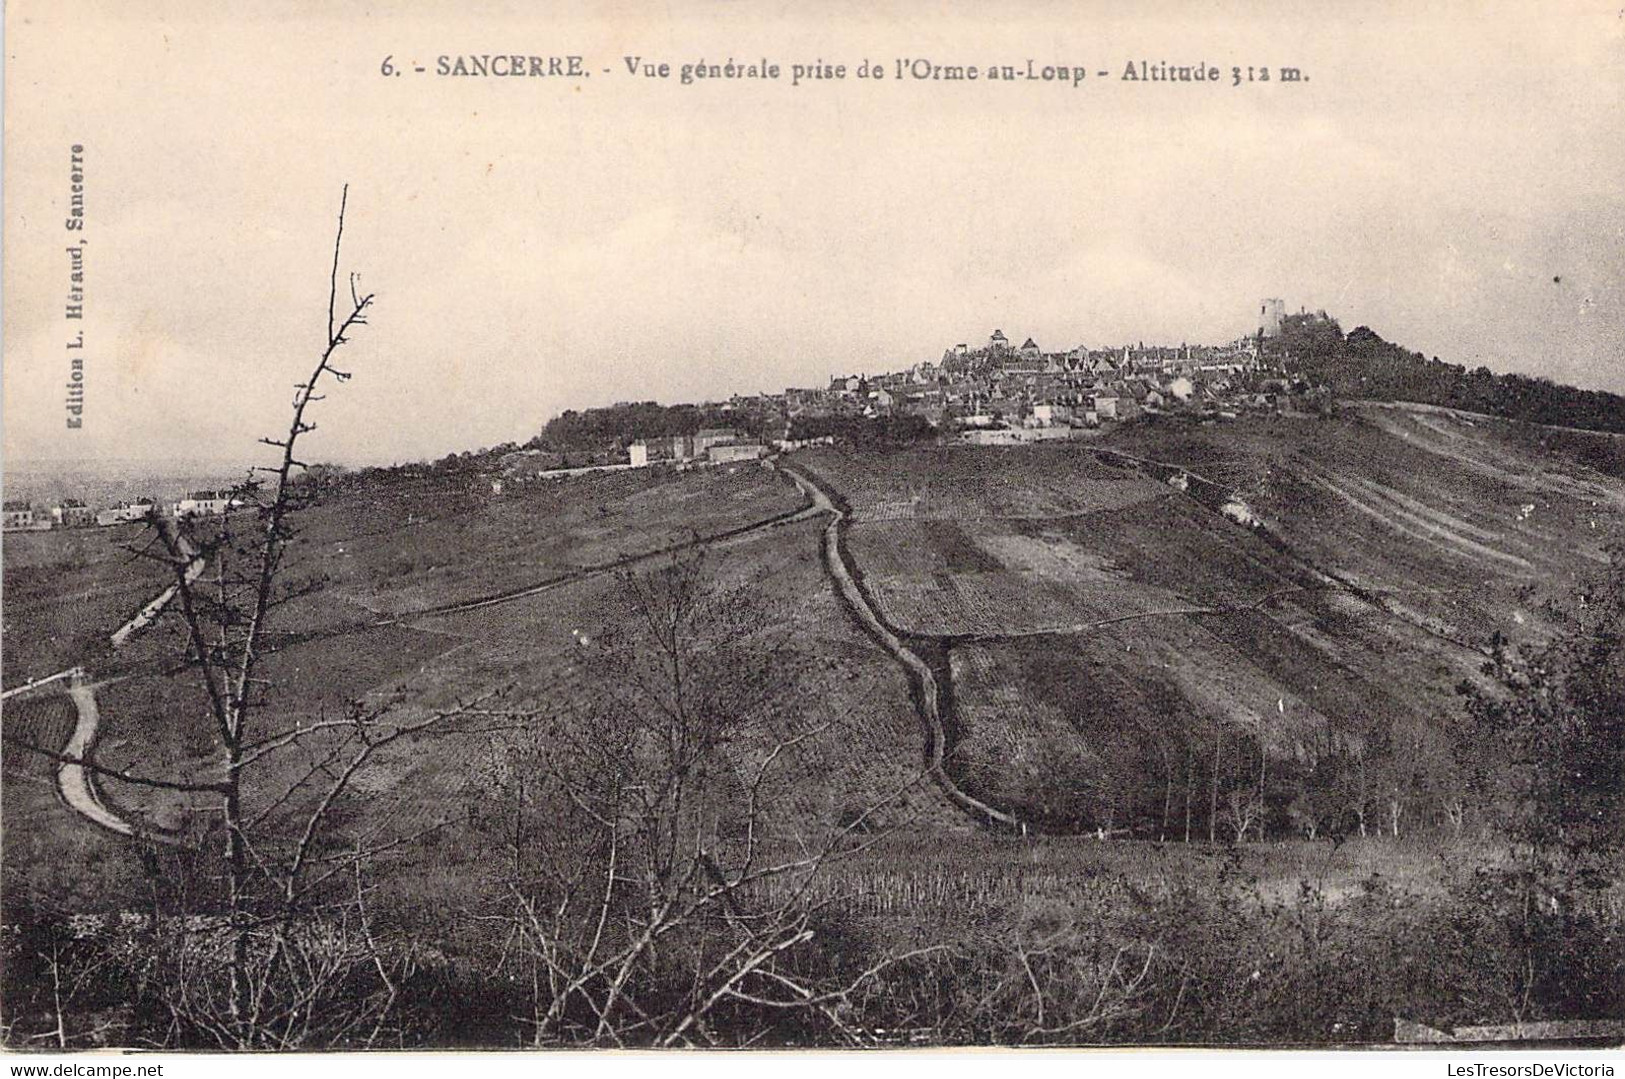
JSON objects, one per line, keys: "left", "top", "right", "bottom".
{"left": 1258, "top": 298, "right": 1286, "bottom": 338}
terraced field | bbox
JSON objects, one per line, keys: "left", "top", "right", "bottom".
{"left": 805, "top": 443, "right": 1166, "bottom": 522}
{"left": 801, "top": 408, "right": 1625, "bottom": 832}
{"left": 1109, "top": 404, "right": 1625, "bottom": 648}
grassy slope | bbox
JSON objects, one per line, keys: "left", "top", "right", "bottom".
{"left": 1, "top": 524, "right": 172, "bottom": 684}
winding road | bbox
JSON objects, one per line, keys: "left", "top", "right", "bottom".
{"left": 4, "top": 543, "right": 209, "bottom": 840}
{"left": 779, "top": 464, "right": 1021, "bottom": 829}
{"left": 59, "top": 669, "right": 136, "bottom": 836}
{"left": 109, "top": 547, "right": 208, "bottom": 648}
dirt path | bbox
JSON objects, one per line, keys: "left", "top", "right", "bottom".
{"left": 59, "top": 669, "right": 137, "bottom": 837}
{"left": 780, "top": 463, "right": 1019, "bottom": 830}
{"left": 110, "top": 541, "right": 206, "bottom": 648}
{"left": 0, "top": 667, "right": 80, "bottom": 701}
{"left": 5, "top": 666, "right": 162, "bottom": 840}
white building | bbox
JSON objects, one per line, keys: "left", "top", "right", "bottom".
{"left": 175, "top": 490, "right": 233, "bottom": 518}
{"left": 52, "top": 500, "right": 95, "bottom": 528}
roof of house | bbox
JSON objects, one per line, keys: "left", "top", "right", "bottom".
{"left": 1021, "top": 337, "right": 1038, "bottom": 349}
{"left": 3, "top": 500, "right": 30, "bottom": 511}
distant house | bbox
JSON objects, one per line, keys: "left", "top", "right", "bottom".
{"left": 629, "top": 440, "right": 650, "bottom": 468}
{"left": 1086, "top": 351, "right": 1120, "bottom": 376}
{"left": 1094, "top": 395, "right": 1121, "bottom": 420}
{"left": 52, "top": 499, "right": 95, "bottom": 528}
{"left": 1019, "top": 337, "right": 1041, "bottom": 361}
{"left": 96, "top": 497, "right": 156, "bottom": 527}
{"left": 175, "top": 490, "right": 233, "bottom": 518}
{"left": 3, "top": 500, "right": 36, "bottom": 531}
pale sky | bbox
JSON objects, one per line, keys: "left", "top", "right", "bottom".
{"left": 4, "top": 0, "right": 1622, "bottom": 466}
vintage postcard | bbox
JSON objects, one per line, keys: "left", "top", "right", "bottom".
{"left": 2, "top": 0, "right": 1622, "bottom": 1062}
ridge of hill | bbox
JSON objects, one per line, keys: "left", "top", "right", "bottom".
{"left": 1276, "top": 313, "right": 1625, "bottom": 434}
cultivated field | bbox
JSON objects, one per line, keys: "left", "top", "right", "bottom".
{"left": 800, "top": 410, "right": 1625, "bottom": 830}
{"left": 0, "top": 524, "right": 172, "bottom": 682}
{"left": 1107, "top": 404, "right": 1625, "bottom": 648}
{"left": 804, "top": 443, "right": 1167, "bottom": 522}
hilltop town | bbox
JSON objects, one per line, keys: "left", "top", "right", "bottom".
{"left": 16, "top": 295, "right": 1623, "bottom": 520}
{"left": 490, "top": 299, "right": 1320, "bottom": 482}
{"left": 3, "top": 299, "right": 1308, "bottom": 528}
{"left": 789, "top": 314, "right": 1277, "bottom": 438}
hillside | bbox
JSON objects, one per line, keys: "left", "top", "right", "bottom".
{"left": 1, "top": 461, "right": 965, "bottom": 917}
{"left": 9, "top": 406, "right": 1622, "bottom": 867}
{"left": 4, "top": 403, "right": 1622, "bottom": 1046}
{"left": 797, "top": 405, "right": 1625, "bottom": 834}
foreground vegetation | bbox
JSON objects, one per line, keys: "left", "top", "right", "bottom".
{"left": 4, "top": 828, "right": 1618, "bottom": 1047}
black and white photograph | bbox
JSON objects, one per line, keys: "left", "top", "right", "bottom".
{"left": 1, "top": 0, "right": 1622, "bottom": 1065}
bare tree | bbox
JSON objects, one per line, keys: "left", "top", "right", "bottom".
{"left": 26, "top": 188, "right": 509, "bottom": 1049}
{"left": 475, "top": 551, "right": 938, "bottom": 1047}
{"left": 1224, "top": 787, "right": 1262, "bottom": 844}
